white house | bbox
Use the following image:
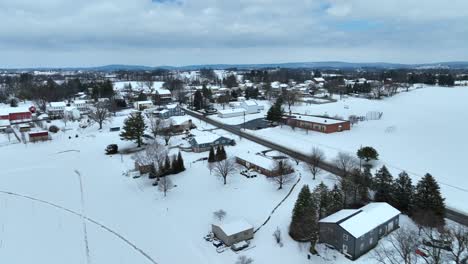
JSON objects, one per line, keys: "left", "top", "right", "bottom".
{"left": 73, "top": 100, "right": 90, "bottom": 114}
{"left": 134, "top": 101, "right": 154, "bottom": 111}
{"left": 240, "top": 100, "right": 264, "bottom": 114}
{"left": 46, "top": 102, "right": 67, "bottom": 117}
{"left": 217, "top": 108, "right": 246, "bottom": 118}
{"left": 64, "top": 106, "right": 81, "bottom": 120}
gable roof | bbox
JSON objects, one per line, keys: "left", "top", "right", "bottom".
{"left": 217, "top": 219, "right": 253, "bottom": 236}
{"left": 320, "top": 203, "right": 400, "bottom": 238}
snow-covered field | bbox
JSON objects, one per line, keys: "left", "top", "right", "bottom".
{"left": 0, "top": 111, "right": 384, "bottom": 264}
{"left": 238, "top": 86, "right": 468, "bottom": 213}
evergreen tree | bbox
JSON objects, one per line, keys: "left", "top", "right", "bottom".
{"left": 357, "top": 146, "right": 379, "bottom": 162}
{"left": 136, "top": 92, "right": 147, "bottom": 101}
{"left": 393, "top": 171, "right": 414, "bottom": 213}
{"left": 215, "top": 145, "right": 221, "bottom": 161}
{"left": 373, "top": 165, "right": 394, "bottom": 203}
{"left": 163, "top": 154, "right": 172, "bottom": 175}
{"left": 313, "top": 182, "right": 330, "bottom": 219}
{"left": 208, "top": 146, "right": 216, "bottom": 163}
{"left": 289, "top": 185, "right": 318, "bottom": 246}
{"left": 412, "top": 173, "right": 445, "bottom": 227}
{"left": 193, "top": 90, "right": 204, "bottom": 110}
{"left": 359, "top": 167, "right": 373, "bottom": 203}
{"left": 177, "top": 151, "right": 185, "bottom": 172}
{"left": 328, "top": 184, "right": 344, "bottom": 215}
{"left": 218, "top": 146, "right": 227, "bottom": 161}
{"left": 120, "top": 112, "right": 147, "bottom": 147}
{"left": 266, "top": 98, "right": 284, "bottom": 122}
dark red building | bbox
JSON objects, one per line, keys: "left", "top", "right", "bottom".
{"left": 285, "top": 115, "right": 351, "bottom": 134}
{"left": 0, "top": 107, "right": 32, "bottom": 123}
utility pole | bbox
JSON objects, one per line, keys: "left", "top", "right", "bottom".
{"left": 243, "top": 111, "right": 246, "bottom": 131}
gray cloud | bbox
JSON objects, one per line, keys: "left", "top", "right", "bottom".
{"left": 0, "top": 0, "right": 467, "bottom": 67}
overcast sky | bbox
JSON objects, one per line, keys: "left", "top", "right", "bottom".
{"left": 1, "top": 0, "right": 467, "bottom": 68}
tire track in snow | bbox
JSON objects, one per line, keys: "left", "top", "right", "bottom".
{"left": 0, "top": 190, "right": 158, "bottom": 264}
{"left": 74, "top": 169, "right": 91, "bottom": 264}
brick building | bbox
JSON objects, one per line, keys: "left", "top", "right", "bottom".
{"left": 284, "top": 115, "right": 350, "bottom": 134}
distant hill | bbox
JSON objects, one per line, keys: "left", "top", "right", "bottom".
{"left": 4, "top": 61, "right": 468, "bottom": 72}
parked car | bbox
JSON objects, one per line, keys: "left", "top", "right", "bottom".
{"left": 231, "top": 240, "right": 249, "bottom": 251}
{"left": 212, "top": 240, "right": 223, "bottom": 248}
{"left": 105, "top": 144, "right": 118, "bottom": 154}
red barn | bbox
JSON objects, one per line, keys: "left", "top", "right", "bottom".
{"left": 0, "top": 107, "right": 32, "bottom": 124}
{"left": 285, "top": 115, "right": 350, "bottom": 134}
{"left": 29, "top": 131, "right": 49, "bottom": 142}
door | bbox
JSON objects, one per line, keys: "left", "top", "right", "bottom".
{"left": 343, "top": 244, "right": 348, "bottom": 254}
{"left": 387, "top": 221, "right": 394, "bottom": 232}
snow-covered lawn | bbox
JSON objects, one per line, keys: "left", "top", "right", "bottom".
{"left": 1, "top": 98, "right": 455, "bottom": 263}
{"left": 244, "top": 86, "right": 468, "bottom": 213}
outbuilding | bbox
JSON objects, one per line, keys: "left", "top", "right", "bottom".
{"left": 235, "top": 152, "right": 293, "bottom": 177}
{"left": 285, "top": 115, "right": 350, "bottom": 134}
{"left": 318, "top": 202, "right": 400, "bottom": 260}
{"left": 217, "top": 108, "right": 245, "bottom": 118}
{"left": 134, "top": 101, "right": 154, "bottom": 111}
{"left": 29, "top": 131, "right": 49, "bottom": 142}
{"left": 211, "top": 219, "right": 254, "bottom": 246}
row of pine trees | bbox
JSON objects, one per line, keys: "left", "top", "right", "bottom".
{"left": 208, "top": 145, "right": 227, "bottom": 163}
{"left": 289, "top": 165, "right": 446, "bottom": 252}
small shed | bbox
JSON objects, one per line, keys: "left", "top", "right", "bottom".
{"left": 29, "top": 131, "right": 49, "bottom": 142}
{"left": 212, "top": 219, "right": 254, "bottom": 246}
{"left": 217, "top": 108, "right": 245, "bottom": 118}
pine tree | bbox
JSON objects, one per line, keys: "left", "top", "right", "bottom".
{"left": 373, "top": 165, "right": 394, "bottom": 203}
{"left": 357, "top": 146, "right": 379, "bottom": 163}
{"left": 193, "top": 90, "right": 204, "bottom": 110}
{"left": 208, "top": 146, "right": 216, "bottom": 163}
{"left": 177, "top": 151, "right": 185, "bottom": 172}
{"left": 219, "top": 146, "right": 227, "bottom": 161}
{"left": 289, "top": 185, "right": 318, "bottom": 244}
{"left": 163, "top": 154, "right": 171, "bottom": 175}
{"left": 359, "top": 167, "right": 373, "bottom": 203}
{"left": 313, "top": 182, "right": 330, "bottom": 219}
{"left": 392, "top": 171, "right": 414, "bottom": 213}
{"left": 412, "top": 173, "right": 445, "bottom": 228}
{"left": 266, "top": 98, "right": 284, "bottom": 122}
{"left": 215, "top": 145, "right": 221, "bottom": 161}
{"left": 328, "top": 184, "right": 344, "bottom": 215}
{"left": 120, "top": 112, "right": 147, "bottom": 147}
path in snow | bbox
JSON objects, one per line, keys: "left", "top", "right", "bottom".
{"left": 74, "top": 169, "right": 91, "bottom": 264}
{"left": 0, "top": 189, "right": 158, "bottom": 264}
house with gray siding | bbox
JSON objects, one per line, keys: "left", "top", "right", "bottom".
{"left": 212, "top": 219, "right": 254, "bottom": 246}
{"left": 318, "top": 202, "right": 400, "bottom": 260}
{"left": 189, "top": 133, "right": 235, "bottom": 152}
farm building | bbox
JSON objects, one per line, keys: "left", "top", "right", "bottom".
{"left": 0, "top": 119, "right": 11, "bottom": 132}
{"left": 240, "top": 100, "right": 264, "bottom": 114}
{"left": 134, "top": 101, "right": 154, "bottom": 111}
{"left": 284, "top": 115, "right": 350, "bottom": 134}
{"left": 189, "top": 134, "right": 235, "bottom": 152}
{"left": 153, "top": 89, "right": 172, "bottom": 105}
{"left": 29, "top": 131, "right": 49, "bottom": 143}
{"left": 235, "top": 152, "right": 293, "bottom": 177}
{"left": 169, "top": 116, "right": 195, "bottom": 133}
{"left": 217, "top": 108, "right": 246, "bottom": 118}
{"left": 318, "top": 202, "right": 400, "bottom": 260}
{"left": 0, "top": 107, "right": 33, "bottom": 124}
{"left": 211, "top": 219, "right": 254, "bottom": 246}
{"left": 46, "top": 102, "right": 67, "bottom": 118}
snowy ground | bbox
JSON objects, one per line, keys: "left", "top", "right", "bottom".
{"left": 0, "top": 108, "right": 398, "bottom": 264}
{"left": 236, "top": 86, "right": 468, "bottom": 213}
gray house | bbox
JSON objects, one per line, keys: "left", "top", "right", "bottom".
{"left": 189, "top": 134, "right": 235, "bottom": 152}
{"left": 212, "top": 219, "right": 254, "bottom": 246}
{"left": 318, "top": 202, "right": 400, "bottom": 260}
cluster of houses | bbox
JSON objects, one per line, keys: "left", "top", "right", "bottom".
{"left": 217, "top": 99, "right": 265, "bottom": 118}
{"left": 0, "top": 105, "right": 50, "bottom": 142}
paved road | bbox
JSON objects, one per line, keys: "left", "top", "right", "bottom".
{"left": 184, "top": 108, "right": 468, "bottom": 227}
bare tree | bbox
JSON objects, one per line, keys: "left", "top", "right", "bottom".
{"left": 270, "top": 160, "right": 295, "bottom": 190}
{"left": 446, "top": 225, "right": 468, "bottom": 264}
{"left": 282, "top": 90, "right": 298, "bottom": 113}
{"left": 273, "top": 227, "right": 283, "bottom": 247}
{"left": 213, "top": 209, "right": 227, "bottom": 221}
{"left": 148, "top": 116, "right": 165, "bottom": 138}
{"left": 420, "top": 227, "right": 450, "bottom": 264}
{"left": 236, "top": 255, "right": 254, "bottom": 264}
{"left": 307, "top": 147, "right": 324, "bottom": 180}
{"left": 132, "top": 141, "right": 168, "bottom": 178}
{"left": 88, "top": 102, "right": 111, "bottom": 130}
{"left": 373, "top": 227, "right": 420, "bottom": 264}
{"left": 158, "top": 176, "right": 173, "bottom": 197}
{"left": 334, "top": 152, "right": 358, "bottom": 177}
{"left": 34, "top": 99, "right": 48, "bottom": 112}
{"left": 213, "top": 158, "right": 237, "bottom": 185}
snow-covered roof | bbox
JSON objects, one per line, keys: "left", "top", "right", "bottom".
{"left": 135, "top": 101, "right": 153, "bottom": 105}
{"left": 156, "top": 89, "right": 171, "bottom": 95}
{"left": 314, "top": 77, "right": 326, "bottom": 83}
{"left": 242, "top": 100, "right": 258, "bottom": 107}
{"left": 170, "top": 116, "right": 192, "bottom": 126}
{"left": 319, "top": 209, "right": 359, "bottom": 224}
{"left": 335, "top": 203, "right": 400, "bottom": 238}
{"left": 192, "top": 133, "right": 225, "bottom": 145}
{"left": 0, "top": 119, "right": 10, "bottom": 127}
{"left": 166, "top": 104, "right": 179, "bottom": 109}
{"left": 217, "top": 219, "right": 253, "bottom": 236}
{"left": 292, "top": 115, "right": 347, "bottom": 125}
{"left": 236, "top": 152, "right": 276, "bottom": 170}
{"left": 74, "top": 100, "right": 87, "bottom": 105}
{"left": 49, "top": 102, "right": 66, "bottom": 108}
{"left": 0, "top": 107, "right": 31, "bottom": 116}
{"left": 218, "top": 108, "right": 246, "bottom": 115}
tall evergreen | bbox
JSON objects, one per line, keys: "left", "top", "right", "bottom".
{"left": 163, "top": 154, "right": 172, "bottom": 174}
{"left": 120, "top": 112, "right": 147, "bottom": 147}
{"left": 177, "top": 151, "right": 185, "bottom": 172}
{"left": 266, "top": 97, "right": 284, "bottom": 122}
{"left": 393, "top": 171, "right": 414, "bottom": 213}
{"left": 193, "top": 90, "right": 204, "bottom": 110}
{"left": 313, "top": 182, "right": 330, "bottom": 219}
{"left": 218, "top": 146, "right": 227, "bottom": 161}
{"left": 289, "top": 185, "right": 318, "bottom": 245}
{"left": 208, "top": 146, "right": 216, "bottom": 163}
{"left": 413, "top": 173, "right": 445, "bottom": 227}
{"left": 328, "top": 184, "right": 344, "bottom": 215}
{"left": 373, "top": 165, "right": 394, "bottom": 203}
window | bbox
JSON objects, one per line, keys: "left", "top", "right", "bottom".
{"left": 360, "top": 243, "right": 364, "bottom": 251}
{"left": 343, "top": 234, "right": 349, "bottom": 241}
{"left": 369, "top": 237, "right": 373, "bottom": 245}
